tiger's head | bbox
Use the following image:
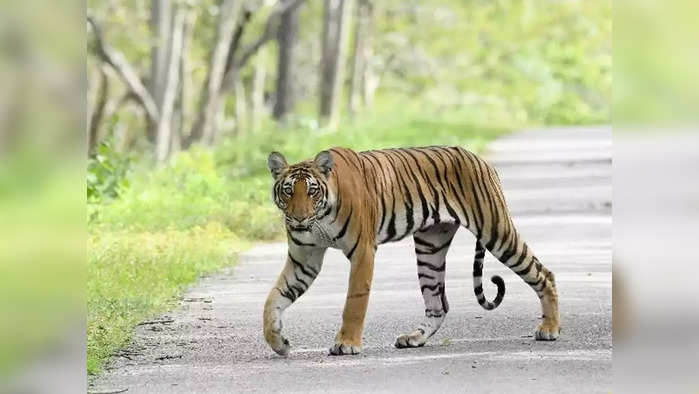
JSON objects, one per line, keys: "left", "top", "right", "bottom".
{"left": 267, "top": 150, "right": 335, "bottom": 231}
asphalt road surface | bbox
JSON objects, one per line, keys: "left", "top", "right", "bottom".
{"left": 91, "top": 126, "right": 612, "bottom": 394}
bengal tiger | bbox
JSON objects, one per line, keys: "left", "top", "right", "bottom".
{"left": 263, "top": 146, "right": 560, "bottom": 356}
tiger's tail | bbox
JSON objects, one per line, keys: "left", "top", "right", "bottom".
{"left": 473, "top": 240, "right": 505, "bottom": 310}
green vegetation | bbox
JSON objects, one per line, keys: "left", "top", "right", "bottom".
{"left": 87, "top": 226, "right": 246, "bottom": 374}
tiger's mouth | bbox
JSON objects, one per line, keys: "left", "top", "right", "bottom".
{"left": 285, "top": 215, "right": 316, "bottom": 231}
{"left": 288, "top": 224, "right": 311, "bottom": 231}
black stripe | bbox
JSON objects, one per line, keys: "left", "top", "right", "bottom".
{"left": 394, "top": 150, "right": 430, "bottom": 228}
{"left": 330, "top": 191, "right": 343, "bottom": 225}
{"left": 293, "top": 269, "right": 309, "bottom": 289}
{"left": 417, "top": 259, "right": 445, "bottom": 272}
{"left": 385, "top": 198, "right": 397, "bottom": 241}
{"left": 330, "top": 148, "right": 362, "bottom": 173}
{"left": 288, "top": 233, "right": 315, "bottom": 247}
{"left": 463, "top": 153, "right": 485, "bottom": 236}
{"left": 439, "top": 148, "right": 472, "bottom": 226}
{"left": 415, "top": 149, "right": 446, "bottom": 188}
{"left": 388, "top": 152, "right": 415, "bottom": 240}
{"left": 289, "top": 253, "right": 318, "bottom": 277}
{"left": 364, "top": 152, "right": 389, "bottom": 233}
{"left": 414, "top": 237, "right": 452, "bottom": 255}
{"left": 417, "top": 272, "right": 435, "bottom": 280}
{"left": 441, "top": 190, "right": 459, "bottom": 222}
{"left": 402, "top": 149, "right": 440, "bottom": 224}
{"left": 514, "top": 258, "right": 535, "bottom": 276}
{"left": 509, "top": 242, "right": 528, "bottom": 269}
{"left": 316, "top": 205, "right": 332, "bottom": 221}
{"left": 414, "top": 237, "right": 436, "bottom": 248}
{"left": 276, "top": 286, "right": 296, "bottom": 302}
{"left": 499, "top": 230, "right": 519, "bottom": 264}
{"left": 334, "top": 207, "right": 353, "bottom": 240}
{"left": 278, "top": 277, "right": 298, "bottom": 302}
{"left": 446, "top": 147, "right": 474, "bottom": 228}
{"left": 360, "top": 154, "right": 382, "bottom": 203}
{"left": 345, "top": 237, "right": 360, "bottom": 260}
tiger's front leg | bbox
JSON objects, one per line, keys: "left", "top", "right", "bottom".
{"left": 329, "top": 243, "right": 375, "bottom": 356}
{"left": 263, "top": 246, "right": 326, "bottom": 356}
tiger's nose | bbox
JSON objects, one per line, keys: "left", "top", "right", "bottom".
{"left": 288, "top": 217, "right": 311, "bottom": 230}
{"left": 290, "top": 214, "right": 304, "bottom": 222}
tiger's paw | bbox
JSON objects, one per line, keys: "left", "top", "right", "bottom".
{"left": 534, "top": 320, "right": 560, "bottom": 341}
{"left": 328, "top": 341, "right": 361, "bottom": 356}
{"left": 394, "top": 330, "right": 427, "bottom": 348}
{"left": 264, "top": 328, "right": 290, "bottom": 356}
{"left": 270, "top": 335, "right": 290, "bottom": 356}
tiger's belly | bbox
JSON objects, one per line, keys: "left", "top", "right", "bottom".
{"left": 376, "top": 205, "right": 460, "bottom": 245}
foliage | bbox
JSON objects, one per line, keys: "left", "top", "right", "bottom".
{"left": 87, "top": 224, "right": 246, "bottom": 375}
{"left": 371, "top": 0, "right": 612, "bottom": 126}
{"left": 87, "top": 142, "right": 132, "bottom": 202}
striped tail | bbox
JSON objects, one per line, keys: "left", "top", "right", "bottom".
{"left": 473, "top": 240, "right": 505, "bottom": 310}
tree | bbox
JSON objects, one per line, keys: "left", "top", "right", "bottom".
{"left": 273, "top": 0, "right": 303, "bottom": 121}
{"left": 189, "top": 0, "right": 243, "bottom": 146}
{"left": 88, "top": 7, "right": 186, "bottom": 162}
{"left": 251, "top": 47, "right": 267, "bottom": 132}
{"left": 149, "top": 0, "right": 172, "bottom": 110}
{"left": 87, "top": 16, "right": 160, "bottom": 129}
{"left": 348, "top": 0, "right": 373, "bottom": 115}
{"left": 88, "top": 65, "right": 109, "bottom": 156}
{"left": 155, "top": 8, "right": 185, "bottom": 162}
{"left": 88, "top": 0, "right": 313, "bottom": 157}
{"left": 185, "top": 0, "right": 306, "bottom": 146}
{"left": 319, "top": 0, "right": 353, "bottom": 130}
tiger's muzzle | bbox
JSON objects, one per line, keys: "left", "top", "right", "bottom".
{"left": 286, "top": 215, "right": 315, "bottom": 231}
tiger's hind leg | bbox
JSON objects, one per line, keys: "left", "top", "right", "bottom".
{"left": 481, "top": 224, "right": 560, "bottom": 341}
{"left": 395, "top": 223, "right": 459, "bottom": 349}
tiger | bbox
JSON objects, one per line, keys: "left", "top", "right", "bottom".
{"left": 263, "top": 146, "right": 560, "bottom": 356}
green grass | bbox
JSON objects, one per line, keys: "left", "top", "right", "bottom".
{"left": 87, "top": 108, "right": 509, "bottom": 375}
{"left": 87, "top": 225, "right": 247, "bottom": 374}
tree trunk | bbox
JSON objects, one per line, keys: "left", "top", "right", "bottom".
{"left": 88, "top": 16, "right": 160, "bottom": 127}
{"left": 172, "top": 10, "right": 196, "bottom": 155}
{"left": 156, "top": 8, "right": 185, "bottom": 162}
{"left": 348, "top": 0, "right": 372, "bottom": 115}
{"left": 88, "top": 65, "right": 110, "bottom": 156}
{"left": 149, "top": 0, "right": 172, "bottom": 142}
{"left": 251, "top": 48, "right": 266, "bottom": 132}
{"left": 188, "top": 0, "right": 242, "bottom": 147}
{"left": 319, "top": 0, "right": 352, "bottom": 130}
{"left": 362, "top": 1, "right": 377, "bottom": 109}
{"left": 234, "top": 77, "right": 247, "bottom": 133}
{"left": 273, "top": 0, "right": 302, "bottom": 121}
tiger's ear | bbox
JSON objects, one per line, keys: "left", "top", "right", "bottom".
{"left": 314, "top": 150, "right": 334, "bottom": 177}
{"left": 267, "top": 151, "right": 287, "bottom": 178}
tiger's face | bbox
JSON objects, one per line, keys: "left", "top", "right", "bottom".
{"left": 268, "top": 151, "right": 334, "bottom": 231}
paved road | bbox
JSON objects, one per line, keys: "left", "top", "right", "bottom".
{"left": 91, "top": 126, "right": 612, "bottom": 393}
